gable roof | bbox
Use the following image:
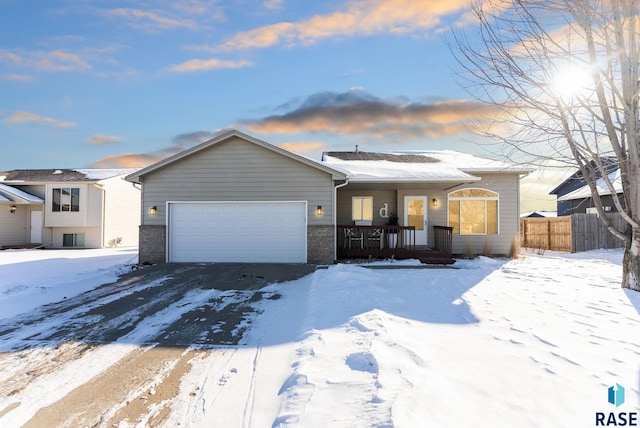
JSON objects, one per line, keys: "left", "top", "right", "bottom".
{"left": 322, "top": 150, "right": 531, "bottom": 182}
{"left": 0, "top": 168, "right": 138, "bottom": 184}
{"left": 0, "top": 183, "right": 44, "bottom": 204}
{"left": 125, "top": 130, "right": 347, "bottom": 183}
{"left": 549, "top": 158, "right": 618, "bottom": 195}
{"left": 557, "top": 168, "right": 623, "bottom": 202}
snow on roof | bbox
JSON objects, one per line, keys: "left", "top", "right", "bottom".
{"left": 73, "top": 169, "right": 139, "bottom": 180}
{"left": 557, "top": 168, "right": 622, "bottom": 201}
{"left": 322, "top": 150, "right": 528, "bottom": 182}
{"left": 1, "top": 169, "right": 139, "bottom": 183}
{"left": 0, "top": 183, "right": 44, "bottom": 203}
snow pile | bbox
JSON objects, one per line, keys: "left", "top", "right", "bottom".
{"left": 0, "top": 248, "right": 137, "bottom": 320}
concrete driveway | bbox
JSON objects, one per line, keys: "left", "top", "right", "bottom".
{"left": 0, "top": 262, "right": 316, "bottom": 427}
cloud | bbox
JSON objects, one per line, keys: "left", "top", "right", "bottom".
{"left": 86, "top": 134, "right": 122, "bottom": 145}
{"left": 0, "top": 74, "right": 32, "bottom": 81}
{"left": 218, "top": 0, "right": 469, "bottom": 51}
{"left": 0, "top": 49, "right": 92, "bottom": 72}
{"left": 243, "top": 88, "right": 496, "bottom": 140}
{"left": 264, "top": 0, "right": 285, "bottom": 10}
{"left": 89, "top": 153, "right": 163, "bottom": 168}
{"left": 90, "top": 129, "right": 223, "bottom": 168}
{"left": 2, "top": 110, "right": 76, "bottom": 128}
{"left": 103, "top": 8, "right": 198, "bottom": 31}
{"left": 168, "top": 58, "right": 253, "bottom": 72}
{"left": 277, "top": 141, "right": 326, "bottom": 153}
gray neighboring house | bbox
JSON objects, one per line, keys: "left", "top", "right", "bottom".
{"left": 126, "top": 130, "right": 531, "bottom": 265}
{"left": 0, "top": 169, "right": 140, "bottom": 249}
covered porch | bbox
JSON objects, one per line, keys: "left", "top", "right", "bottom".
{"left": 337, "top": 225, "right": 454, "bottom": 264}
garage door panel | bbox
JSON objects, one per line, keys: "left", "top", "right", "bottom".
{"left": 169, "top": 202, "right": 307, "bottom": 263}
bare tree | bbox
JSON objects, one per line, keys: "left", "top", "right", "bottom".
{"left": 452, "top": 0, "right": 640, "bottom": 290}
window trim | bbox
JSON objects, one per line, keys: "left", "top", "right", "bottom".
{"left": 52, "top": 187, "right": 80, "bottom": 213}
{"left": 351, "top": 196, "right": 374, "bottom": 222}
{"left": 448, "top": 188, "right": 499, "bottom": 235}
{"left": 63, "top": 233, "right": 85, "bottom": 247}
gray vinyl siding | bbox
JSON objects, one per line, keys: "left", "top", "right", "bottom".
{"left": 446, "top": 173, "right": 520, "bottom": 256}
{"left": 336, "top": 190, "right": 397, "bottom": 226}
{"left": 336, "top": 173, "right": 521, "bottom": 256}
{"left": 141, "top": 137, "right": 335, "bottom": 226}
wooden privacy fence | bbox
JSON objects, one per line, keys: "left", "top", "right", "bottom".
{"left": 521, "top": 213, "right": 625, "bottom": 253}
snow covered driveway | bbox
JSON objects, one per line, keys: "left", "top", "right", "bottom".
{"left": 0, "top": 248, "right": 638, "bottom": 427}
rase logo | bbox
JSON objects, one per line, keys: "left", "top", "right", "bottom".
{"left": 596, "top": 384, "right": 638, "bottom": 427}
{"left": 609, "top": 384, "right": 626, "bottom": 407}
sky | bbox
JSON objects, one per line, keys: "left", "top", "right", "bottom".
{"left": 0, "top": 0, "right": 561, "bottom": 210}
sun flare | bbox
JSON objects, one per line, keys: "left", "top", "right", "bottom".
{"left": 551, "top": 65, "right": 592, "bottom": 100}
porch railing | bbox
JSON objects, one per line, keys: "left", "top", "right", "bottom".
{"left": 337, "top": 225, "right": 416, "bottom": 259}
{"left": 433, "top": 225, "right": 453, "bottom": 255}
{"left": 336, "top": 225, "right": 454, "bottom": 262}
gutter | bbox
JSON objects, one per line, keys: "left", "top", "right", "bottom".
{"left": 333, "top": 178, "right": 350, "bottom": 261}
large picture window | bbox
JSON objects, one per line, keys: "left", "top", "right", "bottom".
{"left": 352, "top": 196, "right": 373, "bottom": 222}
{"left": 52, "top": 188, "right": 80, "bottom": 212}
{"left": 448, "top": 189, "right": 498, "bottom": 235}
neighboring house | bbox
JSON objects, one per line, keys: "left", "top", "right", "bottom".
{"left": 126, "top": 130, "right": 531, "bottom": 265}
{"left": 0, "top": 169, "right": 140, "bottom": 249}
{"left": 550, "top": 158, "right": 619, "bottom": 215}
{"left": 554, "top": 167, "right": 624, "bottom": 215}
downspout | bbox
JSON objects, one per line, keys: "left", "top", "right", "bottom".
{"left": 333, "top": 178, "right": 350, "bottom": 261}
{"left": 93, "top": 184, "right": 106, "bottom": 248}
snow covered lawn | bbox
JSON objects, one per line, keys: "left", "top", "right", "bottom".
{"left": 0, "top": 248, "right": 638, "bottom": 427}
{"left": 0, "top": 248, "right": 138, "bottom": 320}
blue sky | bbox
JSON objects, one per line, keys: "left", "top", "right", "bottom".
{"left": 0, "top": 0, "right": 556, "bottom": 209}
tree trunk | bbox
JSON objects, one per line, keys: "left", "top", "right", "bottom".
{"left": 622, "top": 228, "right": 640, "bottom": 291}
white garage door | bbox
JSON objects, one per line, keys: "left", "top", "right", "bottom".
{"left": 168, "top": 201, "right": 307, "bottom": 263}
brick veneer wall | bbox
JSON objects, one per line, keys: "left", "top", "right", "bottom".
{"left": 139, "top": 225, "right": 166, "bottom": 264}
{"left": 307, "top": 225, "right": 334, "bottom": 265}
{"left": 139, "top": 224, "right": 334, "bottom": 265}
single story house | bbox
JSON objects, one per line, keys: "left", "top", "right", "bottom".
{"left": 0, "top": 169, "right": 140, "bottom": 249}
{"left": 126, "top": 130, "right": 531, "bottom": 265}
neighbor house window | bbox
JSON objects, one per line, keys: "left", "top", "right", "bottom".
{"left": 448, "top": 189, "right": 499, "bottom": 235}
{"left": 352, "top": 196, "right": 373, "bottom": 222}
{"left": 52, "top": 188, "right": 80, "bottom": 212}
{"left": 63, "top": 233, "right": 85, "bottom": 247}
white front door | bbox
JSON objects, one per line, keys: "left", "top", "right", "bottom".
{"left": 404, "top": 196, "right": 428, "bottom": 246}
{"left": 30, "top": 211, "right": 43, "bottom": 243}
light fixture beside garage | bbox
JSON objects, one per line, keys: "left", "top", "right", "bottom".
{"left": 10, "top": 205, "right": 16, "bottom": 214}
{"left": 149, "top": 205, "right": 158, "bottom": 216}
{"left": 432, "top": 198, "right": 438, "bottom": 207}
{"left": 316, "top": 205, "right": 323, "bottom": 216}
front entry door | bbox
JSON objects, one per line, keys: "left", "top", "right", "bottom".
{"left": 404, "top": 196, "right": 427, "bottom": 246}
{"left": 30, "top": 211, "right": 43, "bottom": 243}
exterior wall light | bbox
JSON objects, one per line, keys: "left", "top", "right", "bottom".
{"left": 316, "top": 205, "right": 323, "bottom": 216}
{"left": 10, "top": 205, "right": 17, "bottom": 214}
{"left": 432, "top": 198, "right": 438, "bottom": 207}
{"left": 149, "top": 205, "right": 158, "bottom": 216}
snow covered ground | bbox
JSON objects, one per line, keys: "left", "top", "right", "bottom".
{"left": 0, "top": 248, "right": 137, "bottom": 320}
{"left": 0, "top": 247, "right": 638, "bottom": 427}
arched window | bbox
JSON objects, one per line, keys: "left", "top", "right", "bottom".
{"left": 448, "top": 189, "right": 499, "bottom": 235}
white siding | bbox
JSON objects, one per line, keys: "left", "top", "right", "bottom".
{"left": 101, "top": 176, "right": 141, "bottom": 247}
{"left": 0, "top": 205, "right": 29, "bottom": 246}
{"left": 141, "top": 137, "right": 335, "bottom": 227}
